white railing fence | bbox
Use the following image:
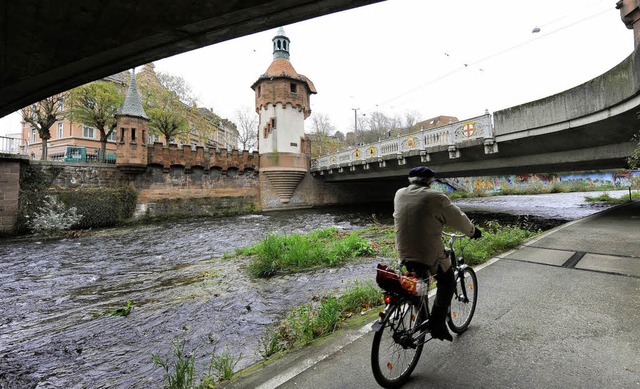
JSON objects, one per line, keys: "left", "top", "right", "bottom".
{"left": 0, "top": 136, "right": 27, "bottom": 155}
{"left": 312, "top": 113, "right": 493, "bottom": 170}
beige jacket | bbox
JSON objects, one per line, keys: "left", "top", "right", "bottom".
{"left": 394, "top": 184, "right": 475, "bottom": 273}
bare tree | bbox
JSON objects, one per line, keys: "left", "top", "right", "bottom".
{"left": 235, "top": 107, "right": 257, "bottom": 151}
{"left": 310, "top": 112, "right": 335, "bottom": 136}
{"left": 21, "top": 95, "right": 65, "bottom": 160}
{"left": 403, "top": 109, "right": 422, "bottom": 130}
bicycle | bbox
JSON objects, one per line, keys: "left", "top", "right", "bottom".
{"left": 370, "top": 232, "right": 478, "bottom": 388}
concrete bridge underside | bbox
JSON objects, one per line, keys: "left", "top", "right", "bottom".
{"left": 0, "top": 0, "right": 383, "bottom": 118}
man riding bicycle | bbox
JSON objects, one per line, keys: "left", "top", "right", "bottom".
{"left": 393, "top": 166, "right": 481, "bottom": 341}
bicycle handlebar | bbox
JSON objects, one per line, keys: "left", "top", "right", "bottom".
{"left": 442, "top": 232, "right": 467, "bottom": 239}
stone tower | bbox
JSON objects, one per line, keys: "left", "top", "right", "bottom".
{"left": 251, "top": 27, "right": 317, "bottom": 204}
{"left": 116, "top": 68, "right": 150, "bottom": 172}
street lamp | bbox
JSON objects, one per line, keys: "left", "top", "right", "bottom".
{"left": 352, "top": 108, "right": 359, "bottom": 146}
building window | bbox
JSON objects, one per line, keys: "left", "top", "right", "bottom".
{"left": 131, "top": 128, "right": 136, "bottom": 143}
{"left": 57, "top": 122, "right": 64, "bottom": 138}
{"left": 108, "top": 130, "right": 117, "bottom": 141}
{"left": 31, "top": 128, "right": 37, "bottom": 143}
{"left": 83, "top": 125, "right": 95, "bottom": 139}
{"left": 290, "top": 83, "right": 297, "bottom": 93}
{"left": 57, "top": 97, "right": 65, "bottom": 112}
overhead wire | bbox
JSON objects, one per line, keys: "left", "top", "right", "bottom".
{"left": 368, "top": 4, "right": 616, "bottom": 115}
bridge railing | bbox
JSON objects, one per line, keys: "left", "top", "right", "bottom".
{"left": 0, "top": 136, "right": 27, "bottom": 155}
{"left": 311, "top": 113, "right": 494, "bottom": 170}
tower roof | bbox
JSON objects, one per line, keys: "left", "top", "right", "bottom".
{"left": 251, "top": 28, "right": 316, "bottom": 93}
{"left": 118, "top": 68, "right": 149, "bottom": 119}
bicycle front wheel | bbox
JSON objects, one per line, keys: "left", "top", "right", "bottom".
{"left": 371, "top": 299, "right": 426, "bottom": 388}
{"left": 447, "top": 267, "right": 478, "bottom": 333}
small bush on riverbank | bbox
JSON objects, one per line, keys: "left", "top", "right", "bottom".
{"left": 260, "top": 281, "right": 382, "bottom": 357}
{"left": 240, "top": 228, "right": 374, "bottom": 277}
{"left": 26, "top": 195, "right": 83, "bottom": 236}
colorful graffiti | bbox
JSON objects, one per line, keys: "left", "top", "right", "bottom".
{"left": 449, "top": 171, "right": 638, "bottom": 193}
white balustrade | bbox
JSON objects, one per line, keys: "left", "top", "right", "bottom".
{"left": 312, "top": 113, "right": 493, "bottom": 170}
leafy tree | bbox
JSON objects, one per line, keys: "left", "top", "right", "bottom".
{"left": 235, "top": 106, "right": 258, "bottom": 151}
{"left": 67, "top": 81, "right": 124, "bottom": 162}
{"left": 143, "top": 85, "right": 188, "bottom": 145}
{"left": 147, "top": 104, "right": 187, "bottom": 145}
{"left": 21, "top": 95, "right": 64, "bottom": 160}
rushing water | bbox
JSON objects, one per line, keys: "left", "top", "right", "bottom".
{"left": 0, "top": 191, "right": 626, "bottom": 388}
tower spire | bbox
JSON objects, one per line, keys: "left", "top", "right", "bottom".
{"left": 119, "top": 68, "right": 148, "bottom": 119}
{"left": 272, "top": 27, "right": 290, "bottom": 60}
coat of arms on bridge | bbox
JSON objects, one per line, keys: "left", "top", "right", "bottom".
{"left": 453, "top": 121, "right": 483, "bottom": 142}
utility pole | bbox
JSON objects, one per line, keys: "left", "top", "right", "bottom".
{"left": 352, "top": 108, "right": 359, "bottom": 146}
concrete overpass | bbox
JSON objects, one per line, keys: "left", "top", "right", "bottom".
{"left": 0, "top": 0, "right": 384, "bottom": 119}
{"left": 310, "top": 47, "right": 640, "bottom": 182}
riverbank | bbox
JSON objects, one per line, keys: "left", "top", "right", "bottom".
{"left": 0, "top": 191, "right": 626, "bottom": 388}
{"left": 218, "top": 201, "right": 640, "bottom": 389}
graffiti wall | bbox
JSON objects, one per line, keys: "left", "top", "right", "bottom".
{"left": 449, "top": 171, "right": 639, "bottom": 193}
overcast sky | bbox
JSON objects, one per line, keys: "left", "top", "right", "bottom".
{"left": 0, "top": 0, "right": 633, "bottom": 137}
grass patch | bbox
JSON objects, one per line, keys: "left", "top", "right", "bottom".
{"left": 239, "top": 228, "right": 374, "bottom": 278}
{"left": 452, "top": 222, "right": 538, "bottom": 266}
{"left": 585, "top": 191, "right": 640, "bottom": 204}
{"left": 110, "top": 300, "right": 133, "bottom": 317}
{"left": 259, "top": 281, "right": 383, "bottom": 358}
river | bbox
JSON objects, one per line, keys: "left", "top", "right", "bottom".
{"left": 0, "top": 190, "right": 628, "bottom": 388}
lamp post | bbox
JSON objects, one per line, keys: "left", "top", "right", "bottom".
{"left": 352, "top": 108, "right": 359, "bottom": 146}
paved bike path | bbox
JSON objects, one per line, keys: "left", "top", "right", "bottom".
{"left": 221, "top": 201, "right": 640, "bottom": 388}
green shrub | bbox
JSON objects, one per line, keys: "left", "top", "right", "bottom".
{"left": 245, "top": 228, "right": 374, "bottom": 278}
{"left": 454, "top": 224, "right": 536, "bottom": 266}
{"left": 27, "top": 195, "right": 82, "bottom": 236}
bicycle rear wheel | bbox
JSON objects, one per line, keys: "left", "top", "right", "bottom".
{"left": 447, "top": 267, "right": 478, "bottom": 333}
{"left": 371, "top": 299, "right": 426, "bottom": 388}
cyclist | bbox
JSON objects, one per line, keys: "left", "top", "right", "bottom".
{"left": 393, "top": 166, "right": 481, "bottom": 341}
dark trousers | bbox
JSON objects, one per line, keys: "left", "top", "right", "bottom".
{"left": 431, "top": 265, "right": 456, "bottom": 326}
{"left": 401, "top": 261, "right": 456, "bottom": 326}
